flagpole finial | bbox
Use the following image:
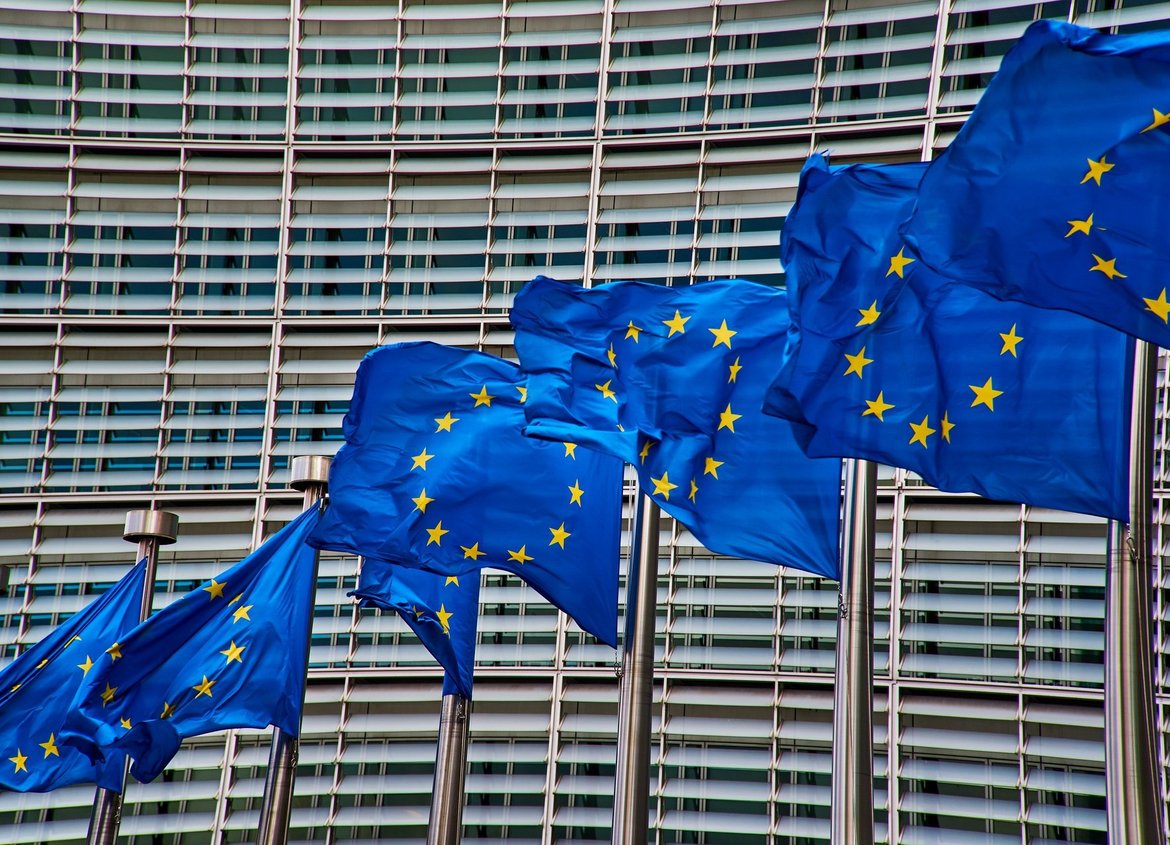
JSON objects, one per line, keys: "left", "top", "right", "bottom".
{"left": 290, "top": 456, "right": 331, "bottom": 492}
{"left": 123, "top": 510, "right": 179, "bottom": 545}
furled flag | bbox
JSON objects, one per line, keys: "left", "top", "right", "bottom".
{"left": 511, "top": 276, "right": 841, "bottom": 580}
{"left": 353, "top": 561, "right": 480, "bottom": 699}
{"left": 0, "top": 562, "right": 144, "bottom": 792}
{"left": 308, "top": 342, "right": 623, "bottom": 647}
{"left": 765, "top": 155, "right": 1132, "bottom": 520}
{"left": 62, "top": 507, "right": 321, "bottom": 783}
{"left": 903, "top": 20, "right": 1170, "bottom": 346}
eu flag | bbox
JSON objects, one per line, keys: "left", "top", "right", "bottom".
{"left": 511, "top": 277, "right": 841, "bottom": 580}
{"left": 308, "top": 342, "right": 623, "bottom": 647}
{"left": 903, "top": 20, "right": 1170, "bottom": 346}
{"left": 0, "top": 562, "right": 143, "bottom": 792}
{"left": 353, "top": 561, "right": 480, "bottom": 699}
{"left": 62, "top": 507, "right": 321, "bottom": 784}
{"left": 766, "top": 155, "right": 1132, "bottom": 521}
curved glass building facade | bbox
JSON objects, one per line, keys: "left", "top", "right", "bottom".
{"left": 0, "top": 1, "right": 1167, "bottom": 842}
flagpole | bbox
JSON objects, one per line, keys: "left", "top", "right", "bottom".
{"left": 612, "top": 491, "right": 660, "bottom": 845}
{"left": 87, "top": 508, "right": 179, "bottom": 845}
{"left": 428, "top": 688, "right": 471, "bottom": 845}
{"left": 830, "top": 458, "right": 876, "bottom": 845}
{"left": 257, "top": 455, "right": 330, "bottom": 845}
{"left": 1105, "top": 339, "right": 1163, "bottom": 844}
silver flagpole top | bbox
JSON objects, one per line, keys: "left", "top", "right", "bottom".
{"left": 123, "top": 509, "right": 179, "bottom": 545}
{"left": 290, "top": 455, "right": 331, "bottom": 491}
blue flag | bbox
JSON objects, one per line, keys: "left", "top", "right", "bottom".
{"left": 62, "top": 507, "right": 321, "bottom": 784}
{"left": 0, "top": 562, "right": 144, "bottom": 792}
{"left": 765, "top": 155, "right": 1132, "bottom": 521}
{"left": 903, "top": 20, "right": 1170, "bottom": 346}
{"left": 308, "top": 342, "right": 623, "bottom": 647}
{"left": 511, "top": 277, "right": 841, "bottom": 580}
{"left": 353, "top": 561, "right": 480, "bottom": 699}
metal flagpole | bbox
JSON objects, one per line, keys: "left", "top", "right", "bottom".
{"left": 257, "top": 455, "right": 330, "bottom": 845}
{"left": 1104, "top": 339, "right": 1164, "bottom": 844}
{"left": 830, "top": 458, "right": 876, "bottom": 845}
{"left": 427, "top": 689, "right": 471, "bottom": 845}
{"left": 87, "top": 508, "right": 180, "bottom": 845}
{"left": 611, "top": 492, "right": 660, "bottom": 845}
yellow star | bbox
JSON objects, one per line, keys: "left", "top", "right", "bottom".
{"left": 8, "top": 684, "right": 17, "bottom": 692}
{"left": 908, "top": 415, "right": 936, "bottom": 449}
{"left": 469, "top": 385, "right": 494, "bottom": 407}
{"left": 425, "top": 521, "right": 449, "bottom": 546}
{"left": 1090, "top": 254, "right": 1126, "bottom": 280}
{"left": 100, "top": 683, "right": 117, "bottom": 706}
{"left": 843, "top": 346, "right": 873, "bottom": 378}
{"left": 969, "top": 377, "right": 1004, "bottom": 411}
{"left": 434, "top": 412, "right": 460, "bottom": 432}
{"left": 727, "top": 356, "right": 742, "bottom": 383}
{"left": 625, "top": 321, "right": 642, "bottom": 342}
{"left": 445, "top": 576, "right": 459, "bottom": 586}
{"left": 35, "top": 658, "right": 48, "bottom": 670}
{"left": 229, "top": 593, "right": 242, "bottom": 605}
{"left": 886, "top": 247, "right": 914, "bottom": 278}
{"left": 232, "top": 603, "right": 253, "bottom": 623}
{"left": 703, "top": 457, "right": 724, "bottom": 478}
{"left": 220, "top": 641, "right": 245, "bottom": 665}
{"left": 663, "top": 310, "right": 690, "bottom": 336}
{"left": 1141, "top": 108, "right": 1170, "bottom": 133}
{"left": 66, "top": 635, "right": 81, "bottom": 647}
{"left": 568, "top": 479, "right": 584, "bottom": 506}
{"left": 638, "top": 440, "right": 653, "bottom": 464}
{"left": 651, "top": 471, "right": 678, "bottom": 501}
{"left": 856, "top": 300, "right": 881, "bottom": 326}
{"left": 548, "top": 523, "right": 571, "bottom": 549}
{"left": 688, "top": 478, "right": 698, "bottom": 502}
{"left": 105, "top": 642, "right": 123, "bottom": 661}
{"left": 1081, "top": 155, "right": 1114, "bottom": 186}
{"left": 862, "top": 391, "right": 894, "bottom": 422}
{"left": 411, "top": 447, "right": 435, "bottom": 471}
{"left": 78, "top": 655, "right": 95, "bottom": 676}
{"left": 38, "top": 734, "right": 58, "bottom": 758}
{"left": 436, "top": 604, "right": 453, "bottom": 635}
{"left": 507, "top": 545, "right": 534, "bottom": 565}
{"left": 1065, "top": 213, "right": 1094, "bottom": 237}
{"left": 563, "top": 442, "right": 577, "bottom": 459}
{"left": 38, "top": 730, "right": 58, "bottom": 758}
{"left": 940, "top": 411, "right": 955, "bottom": 443}
{"left": 161, "top": 701, "right": 176, "bottom": 719}
{"left": 411, "top": 488, "right": 435, "bottom": 513}
{"left": 717, "top": 403, "right": 742, "bottom": 433}
{"left": 192, "top": 676, "right": 215, "bottom": 699}
{"left": 119, "top": 717, "right": 132, "bottom": 730}
{"left": 1144, "top": 288, "right": 1170, "bottom": 323}
{"left": 999, "top": 323, "right": 1023, "bottom": 357}
{"left": 708, "top": 320, "right": 737, "bottom": 349}
{"left": 596, "top": 379, "right": 618, "bottom": 402}
{"left": 517, "top": 386, "right": 528, "bottom": 404}
{"left": 203, "top": 579, "right": 226, "bottom": 600}
{"left": 9, "top": 750, "right": 26, "bottom": 773}
{"left": 461, "top": 542, "right": 485, "bottom": 561}
{"left": 607, "top": 344, "right": 617, "bottom": 368}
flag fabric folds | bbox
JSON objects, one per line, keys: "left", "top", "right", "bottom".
{"left": 353, "top": 561, "right": 480, "bottom": 699}
{"left": 62, "top": 507, "right": 322, "bottom": 784}
{"left": 903, "top": 19, "right": 1170, "bottom": 347}
{"left": 766, "top": 155, "right": 1132, "bottom": 521}
{"left": 0, "top": 562, "right": 144, "bottom": 792}
{"left": 308, "top": 342, "right": 623, "bottom": 647}
{"left": 511, "top": 276, "right": 842, "bottom": 580}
